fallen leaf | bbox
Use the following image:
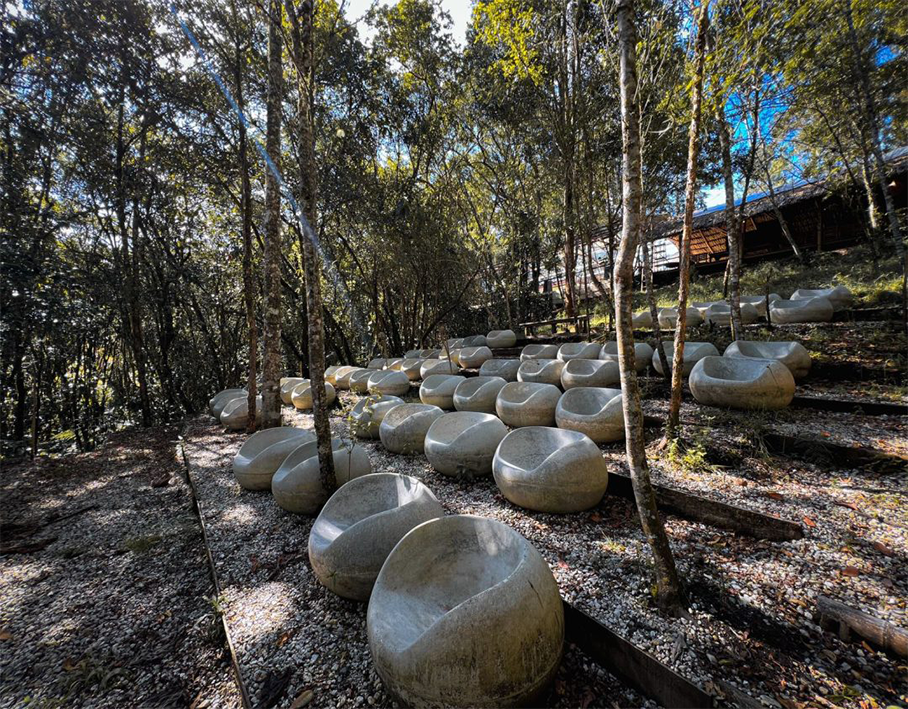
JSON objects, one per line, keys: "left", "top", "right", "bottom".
{"left": 803, "top": 516, "right": 817, "bottom": 528}
{"left": 872, "top": 541, "right": 894, "bottom": 556}
{"left": 861, "top": 641, "right": 873, "bottom": 653}
{"left": 842, "top": 566, "right": 860, "bottom": 577}
{"left": 767, "top": 492, "right": 784, "bottom": 501}
{"left": 589, "top": 513, "right": 602, "bottom": 523}
{"left": 290, "top": 689, "right": 315, "bottom": 708}
{"left": 250, "top": 555, "right": 260, "bottom": 573}
{"left": 834, "top": 500, "right": 859, "bottom": 511}
{"left": 63, "top": 658, "right": 78, "bottom": 671}
{"left": 276, "top": 629, "right": 295, "bottom": 648}
{"left": 557, "top": 556, "right": 569, "bottom": 570}
{"left": 0, "top": 630, "right": 11, "bottom": 641}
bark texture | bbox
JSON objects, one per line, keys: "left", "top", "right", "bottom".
{"left": 717, "top": 104, "right": 743, "bottom": 339}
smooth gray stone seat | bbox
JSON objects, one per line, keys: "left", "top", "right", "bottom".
{"left": 324, "top": 365, "right": 342, "bottom": 385}
{"left": 658, "top": 307, "right": 704, "bottom": 329}
{"left": 453, "top": 376, "right": 508, "bottom": 414}
{"left": 495, "top": 382, "right": 561, "bottom": 427}
{"left": 599, "top": 341, "right": 654, "bottom": 373}
{"left": 368, "top": 370, "right": 411, "bottom": 397}
{"left": 690, "top": 301, "right": 717, "bottom": 316}
{"left": 493, "top": 427, "right": 609, "bottom": 513}
{"left": 210, "top": 389, "right": 245, "bottom": 418}
{"left": 379, "top": 404, "right": 445, "bottom": 454}
{"left": 424, "top": 412, "right": 509, "bottom": 477}
{"left": 399, "top": 358, "right": 425, "bottom": 381}
{"left": 334, "top": 366, "right": 363, "bottom": 390}
{"left": 368, "top": 358, "right": 388, "bottom": 370}
{"left": 308, "top": 473, "right": 443, "bottom": 601}
{"left": 478, "top": 358, "right": 520, "bottom": 381}
{"left": 420, "top": 359, "right": 460, "bottom": 379}
{"left": 404, "top": 349, "right": 421, "bottom": 359}
{"left": 220, "top": 395, "right": 262, "bottom": 431}
{"left": 417, "top": 348, "right": 441, "bottom": 358}
{"left": 350, "top": 395, "right": 406, "bottom": 439}
{"left": 769, "top": 297, "right": 835, "bottom": 323}
{"left": 705, "top": 302, "right": 759, "bottom": 326}
{"left": 556, "top": 342, "right": 600, "bottom": 361}
{"left": 632, "top": 310, "right": 653, "bottom": 329}
{"left": 291, "top": 381, "right": 337, "bottom": 410}
{"left": 724, "top": 340, "right": 812, "bottom": 379}
{"left": 419, "top": 375, "right": 465, "bottom": 410}
{"left": 445, "top": 337, "right": 465, "bottom": 350}
{"left": 740, "top": 294, "right": 781, "bottom": 317}
{"left": 350, "top": 368, "right": 378, "bottom": 394}
{"left": 233, "top": 427, "right": 314, "bottom": 490}
{"left": 384, "top": 358, "right": 404, "bottom": 371}
{"left": 486, "top": 329, "right": 517, "bottom": 348}
{"left": 280, "top": 378, "right": 307, "bottom": 405}
{"left": 652, "top": 341, "right": 719, "bottom": 376}
{"left": 461, "top": 335, "right": 488, "bottom": 347}
{"left": 440, "top": 348, "right": 462, "bottom": 367}
{"left": 555, "top": 388, "right": 624, "bottom": 443}
{"left": 791, "top": 285, "right": 853, "bottom": 312}
{"left": 459, "top": 346, "right": 493, "bottom": 369}
{"left": 517, "top": 358, "right": 565, "bottom": 387}
{"left": 560, "top": 358, "right": 620, "bottom": 389}
{"left": 689, "top": 356, "right": 795, "bottom": 410}
{"left": 520, "top": 344, "right": 559, "bottom": 361}
{"left": 272, "top": 438, "right": 373, "bottom": 515}
{"left": 367, "top": 515, "right": 564, "bottom": 708}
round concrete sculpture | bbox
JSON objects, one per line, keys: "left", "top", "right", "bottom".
{"left": 233, "top": 427, "right": 314, "bottom": 490}
{"left": 632, "top": 310, "right": 653, "bottom": 329}
{"left": 280, "top": 378, "right": 307, "bottom": 405}
{"left": 478, "top": 358, "right": 520, "bottom": 381}
{"left": 441, "top": 348, "right": 463, "bottom": 367}
{"left": 689, "top": 356, "right": 795, "bottom": 410}
{"left": 486, "top": 329, "right": 517, "bottom": 348}
{"left": 453, "top": 376, "right": 508, "bottom": 414}
{"left": 690, "top": 301, "right": 716, "bottom": 316}
{"left": 368, "top": 370, "right": 411, "bottom": 397}
{"left": 404, "top": 349, "right": 421, "bottom": 359}
{"left": 459, "top": 346, "right": 493, "bottom": 369}
{"left": 495, "top": 381, "right": 561, "bottom": 427}
{"left": 379, "top": 403, "right": 445, "bottom": 454}
{"left": 384, "top": 358, "right": 404, "bottom": 371}
{"left": 740, "top": 294, "right": 781, "bottom": 317}
{"left": 704, "top": 301, "right": 759, "bottom": 326}
{"left": 556, "top": 342, "right": 600, "bottom": 362}
{"left": 325, "top": 366, "right": 342, "bottom": 385}
{"left": 599, "top": 341, "right": 654, "bottom": 373}
{"left": 350, "top": 368, "right": 378, "bottom": 394}
{"left": 272, "top": 438, "right": 372, "bottom": 515}
{"left": 769, "top": 297, "right": 835, "bottom": 324}
{"left": 367, "top": 514, "right": 564, "bottom": 708}
{"left": 333, "top": 366, "right": 362, "bottom": 390}
{"left": 461, "top": 335, "right": 487, "bottom": 347}
{"left": 291, "top": 381, "right": 337, "bottom": 410}
{"left": 350, "top": 395, "right": 406, "bottom": 438}
{"left": 367, "top": 358, "right": 388, "bottom": 370}
{"left": 723, "top": 340, "right": 812, "bottom": 379}
{"left": 308, "top": 473, "right": 444, "bottom": 602}
{"left": 517, "top": 358, "right": 565, "bottom": 387}
{"left": 220, "top": 395, "right": 261, "bottom": 431}
{"left": 419, "top": 374, "right": 465, "bottom": 410}
{"left": 424, "top": 412, "right": 509, "bottom": 477}
{"left": 445, "top": 337, "right": 465, "bottom": 350}
{"left": 560, "top": 358, "right": 620, "bottom": 390}
{"left": 520, "top": 344, "right": 559, "bottom": 361}
{"left": 652, "top": 341, "right": 719, "bottom": 376}
{"left": 791, "top": 285, "right": 853, "bottom": 312}
{"left": 555, "top": 388, "right": 624, "bottom": 443}
{"left": 658, "top": 307, "right": 705, "bottom": 329}
{"left": 420, "top": 359, "right": 460, "bottom": 379}
{"left": 210, "top": 389, "right": 245, "bottom": 418}
{"left": 400, "top": 358, "right": 425, "bottom": 381}
{"left": 417, "top": 348, "right": 440, "bottom": 359}
{"left": 493, "top": 427, "right": 609, "bottom": 513}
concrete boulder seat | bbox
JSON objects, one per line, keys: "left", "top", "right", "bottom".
{"left": 517, "top": 359, "right": 564, "bottom": 387}
{"left": 309, "top": 473, "right": 444, "bottom": 601}
{"left": 556, "top": 342, "right": 600, "bottom": 362}
{"left": 599, "top": 341, "right": 653, "bottom": 373}
{"left": 453, "top": 376, "right": 508, "bottom": 414}
{"left": 459, "top": 346, "right": 493, "bottom": 369}
{"left": 419, "top": 374, "right": 465, "bottom": 410}
{"left": 350, "top": 395, "right": 406, "bottom": 439}
{"left": 740, "top": 294, "right": 782, "bottom": 317}
{"left": 404, "top": 349, "right": 421, "bottom": 359}
{"left": 272, "top": 438, "right": 373, "bottom": 515}
{"left": 495, "top": 382, "right": 561, "bottom": 427}
{"left": 689, "top": 356, "right": 795, "bottom": 410}
{"left": 367, "top": 515, "right": 564, "bottom": 708}
{"left": 520, "top": 344, "right": 559, "bottom": 361}
{"left": 632, "top": 310, "right": 653, "bottom": 329}
{"left": 555, "top": 388, "right": 625, "bottom": 443}
{"left": 724, "top": 340, "right": 812, "bottom": 379}
{"left": 384, "top": 358, "right": 404, "bottom": 371}
{"left": 658, "top": 307, "right": 704, "bottom": 329}
{"left": 368, "top": 370, "right": 411, "bottom": 397}
{"left": 652, "top": 341, "right": 719, "bottom": 376}
{"left": 379, "top": 403, "right": 445, "bottom": 454}
{"left": 478, "top": 358, "right": 520, "bottom": 381}
{"left": 280, "top": 378, "right": 307, "bottom": 405}
{"left": 690, "top": 301, "right": 716, "bottom": 316}
{"left": 368, "top": 358, "right": 389, "bottom": 370}
{"left": 493, "top": 427, "right": 609, "bottom": 513}
{"left": 791, "top": 285, "right": 853, "bottom": 312}
{"left": 220, "top": 395, "right": 262, "bottom": 431}
{"left": 351, "top": 368, "right": 381, "bottom": 394}
{"left": 441, "top": 348, "right": 463, "bottom": 367}
{"left": 445, "top": 337, "right": 465, "bottom": 350}
{"left": 418, "top": 348, "right": 441, "bottom": 358}
{"left": 704, "top": 302, "right": 759, "bottom": 326}
{"left": 291, "top": 381, "right": 337, "bottom": 410}
{"left": 769, "top": 297, "right": 835, "bottom": 324}
{"left": 210, "top": 389, "right": 245, "bottom": 418}
{"left": 233, "top": 427, "right": 314, "bottom": 490}
{"left": 420, "top": 359, "right": 460, "bottom": 379}
{"left": 425, "top": 412, "right": 509, "bottom": 478}
{"left": 333, "top": 366, "right": 362, "bottom": 390}
{"left": 399, "top": 358, "right": 425, "bottom": 381}
{"left": 486, "top": 329, "right": 517, "bottom": 348}
{"left": 560, "top": 358, "right": 620, "bottom": 390}
{"left": 461, "top": 335, "right": 488, "bottom": 347}
{"left": 324, "top": 366, "right": 343, "bottom": 385}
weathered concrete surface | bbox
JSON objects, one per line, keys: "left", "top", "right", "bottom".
{"left": 210, "top": 389, "right": 245, "bottom": 418}
{"left": 459, "top": 346, "right": 494, "bottom": 369}
{"left": 770, "top": 296, "right": 836, "bottom": 323}
{"left": 220, "top": 395, "right": 261, "bottom": 431}
{"left": 419, "top": 375, "right": 466, "bottom": 410}
{"left": 479, "top": 358, "right": 520, "bottom": 381}
{"left": 557, "top": 342, "right": 600, "bottom": 362}
{"left": 724, "top": 340, "right": 812, "bottom": 379}
{"left": 291, "top": 381, "right": 337, "bottom": 410}
{"left": 560, "top": 359, "right": 620, "bottom": 390}
{"left": 424, "top": 412, "right": 508, "bottom": 477}
{"left": 350, "top": 395, "right": 406, "bottom": 439}
{"left": 453, "top": 376, "right": 508, "bottom": 414}
{"left": 555, "top": 387, "right": 624, "bottom": 443}
{"left": 791, "top": 285, "right": 853, "bottom": 312}
{"left": 280, "top": 378, "right": 307, "bottom": 405}
{"left": 486, "top": 329, "right": 518, "bottom": 348}
{"left": 689, "top": 356, "right": 796, "bottom": 410}
{"left": 495, "top": 382, "right": 562, "bottom": 427}
{"left": 658, "top": 307, "right": 704, "bottom": 329}
{"left": 599, "top": 341, "right": 653, "bottom": 373}
{"left": 233, "top": 427, "right": 314, "bottom": 490}
{"left": 651, "top": 341, "right": 719, "bottom": 376}
{"left": 520, "top": 344, "right": 559, "bottom": 361}
{"left": 517, "top": 358, "right": 565, "bottom": 387}
{"left": 379, "top": 404, "right": 445, "bottom": 454}
{"left": 368, "top": 370, "right": 411, "bottom": 397}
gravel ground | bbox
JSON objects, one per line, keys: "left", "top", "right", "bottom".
{"left": 0, "top": 427, "right": 241, "bottom": 708}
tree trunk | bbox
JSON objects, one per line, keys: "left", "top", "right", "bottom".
{"left": 763, "top": 165, "right": 807, "bottom": 263}
{"left": 260, "top": 0, "right": 284, "bottom": 429}
{"left": 666, "top": 0, "right": 710, "bottom": 440}
{"left": 644, "top": 237, "right": 669, "bottom": 378}
{"left": 718, "top": 103, "right": 743, "bottom": 339}
{"left": 563, "top": 175, "right": 578, "bottom": 318}
{"left": 615, "top": 0, "right": 684, "bottom": 614}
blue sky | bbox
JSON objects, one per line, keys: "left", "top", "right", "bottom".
{"left": 344, "top": 0, "right": 471, "bottom": 45}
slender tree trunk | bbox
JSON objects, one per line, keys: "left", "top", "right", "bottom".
{"left": 615, "top": 0, "right": 684, "bottom": 614}
{"left": 563, "top": 175, "right": 578, "bottom": 318}
{"left": 763, "top": 165, "right": 807, "bottom": 263}
{"left": 260, "top": 0, "right": 284, "bottom": 429}
{"left": 644, "top": 237, "right": 669, "bottom": 378}
{"left": 718, "top": 103, "right": 743, "bottom": 339}
{"left": 666, "top": 0, "right": 710, "bottom": 440}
